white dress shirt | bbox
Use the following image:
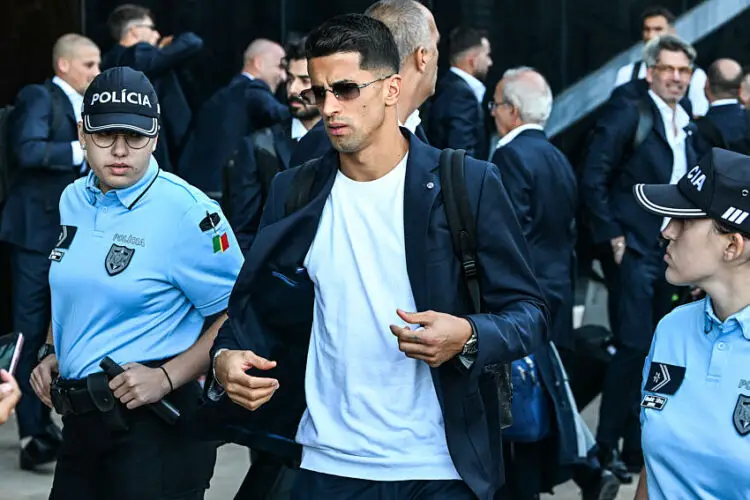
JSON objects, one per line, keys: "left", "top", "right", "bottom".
{"left": 614, "top": 62, "right": 709, "bottom": 117}
{"left": 291, "top": 117, "right": 308, "bottom": 141}
{"left": 710, "top": 98, "right": 740, "bottom": 108}
{"left": 400, "top": 110, "right": 421, "bottom": 134}
{"left": 450, "top": 67, "right": 486, "bottom": 104}
{"left": 496, "top": 123, "right": 545, "bottom": 149}
{"left": 52, "top": 76, "right": 84, "bottom": 166}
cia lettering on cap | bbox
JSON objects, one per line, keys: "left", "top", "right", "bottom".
{"left": 90, "top": 89, "right": 153, "bottom": 108}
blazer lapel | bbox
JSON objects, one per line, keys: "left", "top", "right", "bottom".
{"left": 47, "top": 81, "right": 77, "bottom": 128}
{"left": 402, "top": 130, "right": 441, "bottom": 311}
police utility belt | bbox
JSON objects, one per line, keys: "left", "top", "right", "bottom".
{"left": 50, "top": 358, "right": 180, "bottom": 431}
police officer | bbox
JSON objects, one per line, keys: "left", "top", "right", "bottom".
{"left": 632, "top": 148, "right": 750, "bottom": 499}
{"left": 29, "top": 67, "right": 244, "bottom": 499}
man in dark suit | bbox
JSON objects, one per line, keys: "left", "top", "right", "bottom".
{"left": 102, "top": 3, "right": 204, "bottom": 172}
{"left": 582, "top": 34, "right": 698, "bottom": 482}
{"left": 0, "top": 33, "right": 100, "bottom": 470}
{"left": 290, "top": 0, "right": 439, "bottom": 167}
{"left": 230, "top": 38, "right": 321, "bottom": 253}
{"left": 694, "top": 58, "right": 748, "bottom": 157}
{"left": 208, "top": 14, "right": 547, "bottom": 499}
{"left": 427, "top": 26, "right": 492, "bottom": 159}
{"left": 180, "top": 38, "right": 289, "bottom": 202}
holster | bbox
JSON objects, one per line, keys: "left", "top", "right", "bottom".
{"left": 87, "top": 372, "right": 129, "bottom": 432}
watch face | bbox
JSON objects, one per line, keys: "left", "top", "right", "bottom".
{"left": 37, "top": 345, "right": 52, "bottom": 362}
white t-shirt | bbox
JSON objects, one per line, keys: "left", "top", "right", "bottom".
{"left": 295, "top": 152, "right": 460, "bottom": 481}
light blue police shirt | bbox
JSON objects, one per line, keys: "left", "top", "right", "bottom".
{"left": 641, "top": 297, "right": 750, "bottom": 500}
{"left": 48, "top": 158, "right": 244, "bottom": 379}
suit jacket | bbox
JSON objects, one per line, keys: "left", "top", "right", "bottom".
{"left": 694, "top": 102, "right": 748, "bottom": 158}
{"left": 491, "top": 129, "right": 577, "bottom": 350}
{"left": 581, "top": 95, "right": 697, "bottom": 257}
{"left": 102, "top": 33, "right": 204, "bottom": 172}
{"left": 427, "top": 71, "right": 487, "bottom": 159}
{"left": 290, "top": 120, "right": 429, "bottom": 168}
{"left": 0, "top": 81, "right": 79, "bottom": 253}
{"left": 230, "top": 118, "right": 298, "bottom": 252}
{"left": 179, "top": 75, "right": 289, "bottom": 197}
{"left": 209, "top": 131, "right": 548, "bottom": 499}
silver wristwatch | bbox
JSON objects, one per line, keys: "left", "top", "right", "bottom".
{"left": 461, "top": 330, "right": 478, "bottom": 356}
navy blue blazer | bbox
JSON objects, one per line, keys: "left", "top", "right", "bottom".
{"left": 0, "top": 81, "right": 80, "bottom": 253}
{"left": 179, "top": 75, "right": 289, "bottom": 196}
{"left": 694, "top": 102, "right": 748, "bottom": 157}
{"left": 290, "top": 120, "right": 429, "bottom": 168}
{"left": 102, "top": 33, "right": 204, "bottom": 172}
{"left": 427, "top": 71, "right": 488, "bottom": 159}
{"left": 230, "top": 119, "right": 298, "bottom": 252}
{"left": 210, "top": 131, "right": 548, "bottom": 499}
{"left": 491, "top": 129, "right": 577, "bottom": 350}
{"left": 581, "top": 96, "right": 698, "bottom": 256}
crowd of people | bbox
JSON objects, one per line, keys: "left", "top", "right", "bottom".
{"left": 2, "top": 1, "right": 750, "bottom": 499}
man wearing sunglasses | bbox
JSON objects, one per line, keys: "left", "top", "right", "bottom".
{"left": 31, "top": 66, "right": 244, "bottom": 499}
{"left": 210, "top": 14, "right": 547, "bottom": 500}
{"left": 291, "top": 0, "right": 440, "bottom": 166}
{"left": 103, "top": 4, "right": 204, "bottom": 173}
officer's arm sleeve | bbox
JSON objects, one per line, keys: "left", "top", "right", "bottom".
{"left": 467, "top": 164, "right": 549, "bottom": 370}
{"left": 580, "top": 99, "right": 637, "bottom": 245}
{"left": 490, "top": 148, "right": 533, "bottom": 238}
{"left": 442, "top": 91, "right": 481, "bottom": 156}
{"left": 170, "top": 202, "right": 244, "bottom": 317}
{"left": 11, "top": 86, "right": 75, "bottom": 171}
{"left": 132, "top": 33, "right": 204, "bottom": 80}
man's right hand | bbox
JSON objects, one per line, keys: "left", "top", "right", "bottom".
{"left": 214, "top": 350, "right": 279, "bottom": 411}
{"left": 30, "top": 354, "right": 58, "bottom": 409}
{"left": 611, "top": 236, "right": 627, "bottom": 265}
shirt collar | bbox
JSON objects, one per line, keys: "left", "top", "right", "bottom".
{"left": 450, "top": 67, "right": 486, "bottom": 104}
{"left": 85, "top": 156, "right": 160, "bottom": 209}
{"left": 497, "top": 123, "right": 544, "bottom": 149}
{"left": 648, "top": 89, "right": 690, "bottom": 131}
{"left": 242, "top": 72, "right": 255, "bottom": 81}
{"left": 291, "top": 118, "right": 308, "bottom": 140}
{"left": 711, "top": 98, "right": 740, "bottom": 108}
{"left": 52, "top": 76, "right": 82, "bottom": 101}
{"left": 703, "top": 297, "right": 750, "bottom": 340}
{"left": 399, "top": 110, "right": 421, "bottom": 134}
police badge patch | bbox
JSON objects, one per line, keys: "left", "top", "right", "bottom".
{"left": 105, "top": 244, "right": 135, "bottom": 276}
{"left": 733, "top": 394, "right": 750, "bottom": 436}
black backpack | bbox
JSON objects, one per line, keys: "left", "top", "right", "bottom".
{"left": 284, "top": 148, "right": 514, "bottom": 429}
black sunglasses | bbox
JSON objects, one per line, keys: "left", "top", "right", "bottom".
{"left": 300, "top": 75, "right": 394, "bottom": 105}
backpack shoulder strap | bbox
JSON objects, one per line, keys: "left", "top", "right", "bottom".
{"left": 633, "top": 97, "right": 654, "bottom": 151}
{"left": 439, "top": 148, "right": 480, "bottom": 313}
{"left": 43, "top": 81, "right": 64, "bottom": 132}
{"left": 631, "top": 61, "right": 642, "bottom": 82}
{"left": 284, "top": 158, "right": 318, "bottom": 217}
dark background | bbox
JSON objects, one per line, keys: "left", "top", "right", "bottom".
{"left": 5, "top": 0, "right": 750, "bottom": 111}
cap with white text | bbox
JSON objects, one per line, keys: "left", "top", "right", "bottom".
{"left": 82, "top": 66, "right": 160, "bottom": 137}
{"left": 634, "top": 148, "right": 750, "bottom": 234}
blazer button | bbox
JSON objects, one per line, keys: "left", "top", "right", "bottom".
{"left": 426, "top": 182, "right": 434, "bottom": 189}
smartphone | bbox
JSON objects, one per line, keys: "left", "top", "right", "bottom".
{"left": 0, "top": 332, "right": 24, "bottom": 376}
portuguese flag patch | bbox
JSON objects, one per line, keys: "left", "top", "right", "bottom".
{"left": 212, "top": 232, "right": 230, "bottom": 253}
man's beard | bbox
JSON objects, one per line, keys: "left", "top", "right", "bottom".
{"left": 288, "top": 96, "right": 320, "bottom": 121}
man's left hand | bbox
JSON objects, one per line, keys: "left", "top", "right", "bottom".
{"left": 390, "top": 309, "right": 473, "bottom": 368}
{"left": 109, "top": 363, "right": 171, "bottom": 410}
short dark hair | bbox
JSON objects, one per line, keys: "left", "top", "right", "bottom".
{"left": 108, "top": 4, "right": 152, "bottom": 41}
{"left": 305, "top": 14, "right": 400, "bottom": 74}
{"left": 448, "top": 26, "right": 487, "bottom": 64}
{"left": 641, "top": 5, "right": 676, "bottom": 26}
{"left": 285, "top": 37, "right": 307, "bottom": 62}
{"left": 707, "top": 60, "right": 743, "bottom": 99}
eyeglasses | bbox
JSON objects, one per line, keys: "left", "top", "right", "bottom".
{"left": 89, "top": 132, "right": 152, "bottom": 150}
{"left": 652, "top": 64, "right": 693, "bottom": 78}
{"left": 487, "top": 100, "right": 510, "bottom": 112}
{"left": 300, "top": 75, "right": 394, "bottom": 105}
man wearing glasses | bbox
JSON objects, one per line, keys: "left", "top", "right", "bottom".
{"left": 102, "top": 4, "right": 204, "bottom": 173}
{"left": 30, "top": 67, "right": 243, "bottom": 499}
{"left": 582, "top": 34, "right": 698, "bottom": 483}
{"left": 209, "top": 13, "right": 547, "bottom": 500}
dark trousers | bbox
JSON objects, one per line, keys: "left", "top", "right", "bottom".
{"left": 234, "top": 450, "right": 297, "bottom": 500}
{"left": 50, "top": 382, "right": 217, "bottom": 500}
{"left": 290, "top": 470, "right": 476, "bottom": 500}
{"left": 597, "top": 248, "right": 673, "bottom": 451}
{"left": 10, "top": 245, "right": 52, "bottom": 439}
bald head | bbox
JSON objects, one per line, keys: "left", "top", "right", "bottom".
{"left": 52, "top": 34, "right": 101, "bottom": 95}
{"left": 706, "top": 58, "right": 743, "bottom": 101}
{"left": 243, "top": 39, "right": 287, "bottom": 93}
